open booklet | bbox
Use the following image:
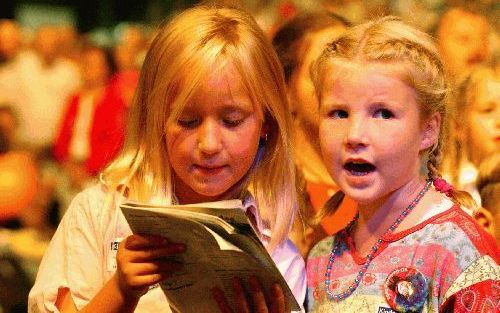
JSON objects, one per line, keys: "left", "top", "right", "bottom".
{"left": 120, "top": 199, "right": 300, "bottom": 313}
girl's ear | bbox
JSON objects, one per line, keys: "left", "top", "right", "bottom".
{"left": 420, "top": 112, "right": 441, "bottom": 151}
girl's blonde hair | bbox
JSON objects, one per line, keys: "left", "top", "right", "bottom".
{"left": 102, "top": 5, "right": 297, "bottom": 250}
{"left": 310, "top": 16, "right": 477, "bottom": 221}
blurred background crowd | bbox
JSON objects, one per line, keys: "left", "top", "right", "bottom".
{"left": 0, "top": 0, "right": 498, "bottom": 312}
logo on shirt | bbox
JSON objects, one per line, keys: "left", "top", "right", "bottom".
{"left": 378, "top": 307, "right": 397, "bottom": 313}
{"left": 107, "top": 238, "right": 123, "bottom": 271}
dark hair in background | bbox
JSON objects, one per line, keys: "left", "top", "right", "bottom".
{"left": 80, "top": 42, "right": 118, "bottom": 79}
{"left": 477, "top": 154, "right": 500, "bottom": 212}
{"left": 272, "top": 12, "right": 351, "bottom": 84}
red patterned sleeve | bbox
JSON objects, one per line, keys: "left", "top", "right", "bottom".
{"left": 439, "top": 280, "right": 499, "bottom": 313}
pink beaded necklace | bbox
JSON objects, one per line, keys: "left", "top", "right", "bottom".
{"left": 324, "top": 179, "right": 433, "bottom": 301}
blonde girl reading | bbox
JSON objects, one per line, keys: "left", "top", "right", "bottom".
{"left": 306, "top": 17, "right": 498, "bottom": 312}
{"left": 29, "top": 5, "right": 305, "bottom": 313}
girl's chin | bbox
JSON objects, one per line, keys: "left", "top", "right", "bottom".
{"left": 338, "top": 183, "right": 379, "bottom": 204}
{"left": 346, "top": 193, "right": 378, "bottom": 205}
{"left": 193, "top": 184, "right": 242, "bottom": 201}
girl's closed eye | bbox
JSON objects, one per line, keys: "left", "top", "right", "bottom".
{"left": 221, "top": 109, "right": 248, "bottom": 128}
{"left": 477, "top": 102, "right": 495, "bottom": 114}
{"left": 177, "top": 116, "right": 200, "bottom": 128}
{"left": 222, "top": 116, "right": 244, "bottom": 127}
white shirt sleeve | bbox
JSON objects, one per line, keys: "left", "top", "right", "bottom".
{"left": 271, "top": 239, "right": 307, "bottom": 312}
{"left": 28, "top": 186, "right": 108, "bottom": 312}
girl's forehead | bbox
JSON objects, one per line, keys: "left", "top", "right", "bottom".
{"left": 191, "top": 64, "right": 248, "bottom": 100}
{"left": 321, "top": 62, "right": 418, "bottom": 106}
{"left": 327, "top": 61, "right": 408, "bottom": 87}
{"left": 178, "top": 64, "right": 262, "bottom": 113}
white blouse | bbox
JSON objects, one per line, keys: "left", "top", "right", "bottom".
{"left": 28, "top": 184, "right": 306, "bottom": 312}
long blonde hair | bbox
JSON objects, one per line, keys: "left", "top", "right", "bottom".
{"left": 311, "top": 16, "right": 477, "bottom": 221}
{"left": 102, "top": 5, "right": 297, "bottom": 250}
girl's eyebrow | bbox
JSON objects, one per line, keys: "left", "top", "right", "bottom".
{"left": 321, "top": 101, "right": 347, "bottom": 108}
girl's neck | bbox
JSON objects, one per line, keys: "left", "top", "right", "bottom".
{"left": 294, "top": 123, "right": 334, "bottom": 185}
{"left": 352, "top": 178, "right": 430, "bottom": 255}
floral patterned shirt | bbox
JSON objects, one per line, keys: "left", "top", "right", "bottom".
{"left": 307, "top": 201, "right": 499, "bottom": 312}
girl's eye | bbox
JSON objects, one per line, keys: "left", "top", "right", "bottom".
{"left": 478, "top": 103, "right": 495, "bottom": 114}
{"left": 222, "top": 118, "right": 243, "bottom": 127}
{"left": 177, "top": 118, "right": 200, "bottom": 128}
{"left": 328, "top": 110, "right": 348, "bottom": 119}
{"left": 374, "top": 109, "right": 394, "bottom": 119}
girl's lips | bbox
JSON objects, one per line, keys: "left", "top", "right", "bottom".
{"left": 193, "top": 164, "right": 227, "bottom": 175}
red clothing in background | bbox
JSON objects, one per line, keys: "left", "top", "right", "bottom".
{"left": 53, "top": 83, "right": 127, "bottom": 176}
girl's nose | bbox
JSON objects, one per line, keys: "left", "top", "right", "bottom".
{"left": 197, "top": 119, "right": 222, "bottom": 155}
{"left": 344, "top": 117, "right": 367, "bottom": 149}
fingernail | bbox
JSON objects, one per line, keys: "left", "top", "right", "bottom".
{"left": 272, "top": 283, "right": 281, "bottom": 295}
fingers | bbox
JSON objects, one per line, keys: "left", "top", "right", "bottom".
{"left": 125, "top": 260, "right": 183, "bottom": 276}
{"left": 119, "top": 234, "right": 186, "bottom": 262}
{"left": 115, "top": 234, "right": 186, "bottom": 299}
{"left": 248, "top": 276, "right": 268, "bottom": 313}
{"left": 212, "top": 286, "right": 234, "bottom": 313}
{"left": 120, "top": 273, "right": 164, "bottom": 289}
{"left": 124, "top": 234, "right": 185, "bottom": 250}
{"left": 233, "top": 278, "right": 250, "bottom": 313}
{"left": 127, "top": 246, "right": 186, "bottom": 262}
{"left": 212, "top": 277, "right": 286, "bottom": 313}
{"left": 269, "top": 283, "right": 286, "bottom": 313}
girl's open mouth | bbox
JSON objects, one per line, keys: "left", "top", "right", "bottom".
{"left": 344, "top": 161, "right": 376, "bottom": 176}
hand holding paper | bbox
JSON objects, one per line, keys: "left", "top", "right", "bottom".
{"left": 115, "top": 234, "right": 186, "bottom": 300}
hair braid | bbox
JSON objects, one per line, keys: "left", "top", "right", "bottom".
{"left": 427, "top": 147, "right": 441, "bottom": 181}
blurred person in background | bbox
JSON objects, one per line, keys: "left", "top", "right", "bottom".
{"left": 53, "top": 44, "right": 127, "bottom": 210}
{"left": 11, "top": 24, "right": 81, "bottom": 153}
{"left": 0, "top": 104, "right": 40, "bottom": 313}
{"left": 112, "top": 24, "right": 144, "bottom": 107}
{"left": 272, "top": 12, "right": 356, "bottom": 258}
{"left": 436, "top": 7, "right": 491, "bottom": 84}
{"left": 0, "top": 19, "right": 24, "bottom": 132}
{"left": 0, "top": 104, "right": 54, "bottom": 291}
{"left": 0, "top": 23, "right": 82, "bottom": 231}
{"left": 0, "top": 19, "right": 22, "bottom": 65}
{"left": 441, "top": 63, "right": 499, "bottom": 209}
{"left": 57, "top": 24, "right": 82, "bottom": 65}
